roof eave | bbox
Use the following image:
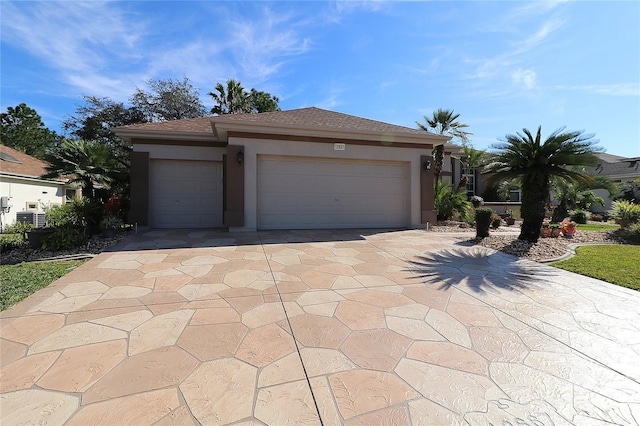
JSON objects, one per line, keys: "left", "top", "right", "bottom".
{"left": 113, "top": 128, "right": 219, "bottom": 143}
{"left": 212, "top": 120, "right": 450, "bottom": 146}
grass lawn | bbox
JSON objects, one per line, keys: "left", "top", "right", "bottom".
{"left": 577, "top": 223, "right": 620, "bottom": 231}
{"left": 0, "top": 260, "right": 88, "bottom": 310}
{"left": 552, "top": 245, "right": 640, "bottom": 291}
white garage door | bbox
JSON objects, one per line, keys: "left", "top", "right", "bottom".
{"left": 150, "top": 159, "right": 223, "bottom": 228}
{"left": 258, "top": 156, "right": 409, "bottom": 229}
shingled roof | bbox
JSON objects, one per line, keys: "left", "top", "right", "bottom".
{"left": 211, "top": 107, "right": 438, "bottom": 137}
{"left": 0, "top": 144, "right": 64, "bottom": 181}
{"left": 115, "top": 107, "right": 446, "bottom": 142}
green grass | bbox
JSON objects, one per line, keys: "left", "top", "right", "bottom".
{"left": 0, "top": 260, "right": 88, "bottom": 310}
{"left": 577, "top": 223, "right": 620, "bottom": 231}
{"left": 552, "top": 245, "right": 640, "bottom": 291}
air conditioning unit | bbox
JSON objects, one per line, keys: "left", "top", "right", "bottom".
{"left": 16, "top": 211, "right": 47, "bottom": 228}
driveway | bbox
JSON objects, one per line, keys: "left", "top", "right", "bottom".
{"left": 1, "top": 229, "right": 639, "bottom": 425}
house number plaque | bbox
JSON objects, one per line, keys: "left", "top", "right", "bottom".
{"left": 334, "top": 143, "right": 346, "bottom": 151}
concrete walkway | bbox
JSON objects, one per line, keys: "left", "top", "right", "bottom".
{"left": 1, "top": 229, "right": 639, "bottom": 425}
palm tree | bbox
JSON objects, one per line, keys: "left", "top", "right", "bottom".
{"left": 42, "top": 139, "right": 116, "bottom": 199}
{"left": 484, "top": 126, "right": 600, "bottom": 242}
{"left": 551, "top": 173, "right": 615, "bottom": 222}
{"left": 417, "top": 109, "right": 472, "bottom": 181}
{"left": 209, "top": 79, "right": 252, "bottom": 115}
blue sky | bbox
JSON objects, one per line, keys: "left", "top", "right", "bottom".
{"left": 2, "top": 1, "right": 639, "bottom": 157}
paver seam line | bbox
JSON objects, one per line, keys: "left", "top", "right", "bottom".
{"left": 365, "top": 231, "right": 640, "bottom": 394}
{"left": 430, "top": 233, "right": 640, "bottom": 384}
{"left": 256, "top": 231, "right": 324, "bottom": 426}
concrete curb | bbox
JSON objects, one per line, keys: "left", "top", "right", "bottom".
{"left": 538, "top": 242, "right": 622, "bottom": 264}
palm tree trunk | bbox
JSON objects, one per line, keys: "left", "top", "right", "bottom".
{"left": 519, "top": 176, "right": 549, "bottom": 243}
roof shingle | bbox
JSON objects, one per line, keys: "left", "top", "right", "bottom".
{"left": 0, "top": 145, "right": 62, "bottom": 180}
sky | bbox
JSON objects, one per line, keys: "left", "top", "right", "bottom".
{"left": 1, "top": 1, "right": 639, "bottom": 157}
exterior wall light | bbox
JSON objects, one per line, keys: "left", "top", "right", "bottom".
{"left": 237, "top": 150, "right": 244, "bottom": 165}
{"left": 423, "top": 160, "right": 431, "bottom": 171}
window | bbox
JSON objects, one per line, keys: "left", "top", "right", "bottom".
{"left": 509, "top": 188, "right": 521, "bottom": 202}
{"left": 25, "top": 201, "right": 38, "bottom": 211}
{"left": 462, "top": 168, "right": 475, "bottom": 197}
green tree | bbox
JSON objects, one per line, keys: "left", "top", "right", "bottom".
{"left": 417, "top": 108, "right": 472, "bottom": 181}
{"left": 551, "top": 173, "right": 615, "bottom": 222}
{"left": 130, "top": 77, "right": 207, "bottom": 122}
{"left": 209, "top": 79, "right": 281, "bottom": 115}
{"left": 209, "top": 79, "right": 252, "bottom": 115}
{"left": 485, "top": 126, "right": 600, "bottom": 242}
{"left": 1, "top": 103, "right": 60, "bottom": 159}
{"left": 42, "top": 139, "right": 119, "bottom": 200}
{"left": 249, "top": 88, "right": 281, "bottom": 113}
{"left": 456, "top": 142, "right": 486, "bottom": 192}
{"left": 63, "top": 96, "right": 146, "bottom": 199}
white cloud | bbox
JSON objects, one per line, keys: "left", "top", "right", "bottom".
{"left": 1, "top": 2, "right": 313, "bottom": 101}
{"left": 512, "top": 68, "right": 537, "bottom": 90}
{"left": 553, "top": 83, "right": 640, "bottom": 97}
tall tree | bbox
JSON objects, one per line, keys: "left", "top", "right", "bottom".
{"left": 484, "top": 126, "right": 600, "bottom": 242}
{"left": 249, "top": 88, "right": 281, "bottom": 113}
{"left": 209, "top": 79, "right": 281, "bottom": 115}
{"left": 1, "top": 103, "right": 60, "bottom": 159}
{"left": 209, "top": 79, "right": 252, "bottom": 115}
{"left": 63, "top": 96, "right": 146, "bottom": 197}
{"left": 130, "top": 77, "right": 207, "bottom": 122}
{"left": 42, "top": 139, "right": 118, "bottom": 200}
{"left": 417, "top": 108, "right": 472, "bottom": 181}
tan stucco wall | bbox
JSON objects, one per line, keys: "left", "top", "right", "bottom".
{"left": 133, "top": 144, "right": 226, "bottom": 161}
{"left": 228, "top": 136, "right": 434, "bottom": 231}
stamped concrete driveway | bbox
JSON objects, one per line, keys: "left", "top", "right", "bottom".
{"left": 1, "top": 229, "right": 640, "bottom": 425}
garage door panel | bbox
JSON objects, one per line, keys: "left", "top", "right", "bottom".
{"left": 258, "top": 156, "right": 408, "bottom": 229}
{"left": 150, "top": 160, "right": 222, "bottom": 228}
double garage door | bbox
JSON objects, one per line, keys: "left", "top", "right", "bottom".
{"left": 258, "top": 156, "right": 409, "bottom": 229}
{"left": 149, "top": 159, "right": 223, "bottom": 228}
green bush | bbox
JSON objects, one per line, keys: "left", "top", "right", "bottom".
{"left": 622, "top": 223, "right": 640, "bottom": 244}
{"left": 45, "top": 203, "right": 77, "bottom": 228}
{"left": 435, "top": 181, "right": 471, "bottom": 221}
{"left": 570, "top": 210, "right": 589, "bottom": 224}
{"left": 609, "top": 200, "right": 640, "bottom": 224}
{"left": 491, "top": 214, "right": 502, "bottom": 229}
{"left": 0, "top": 233, "right": 27, "bottom": 254}
{"left": 3, "top": 221, "right": 34, "bottom": 235}
{"left": 475, "top": 207, "right": 493, "bottom": 238}
{"left": 42, "top": 227, "right": 88, "bottom": 250}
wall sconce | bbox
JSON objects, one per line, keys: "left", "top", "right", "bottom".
{"left": 237, "top": 150, "right": 244, "bottom": 165}
{"left": 423, "top": 160, "right": 431, "bottom": 171}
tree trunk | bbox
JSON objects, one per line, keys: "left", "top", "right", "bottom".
{"left": 433, "top": 145, "right": 444, "bottom": 182}
{"left": 519, "top": 176, "right": 549, "bottom": 243}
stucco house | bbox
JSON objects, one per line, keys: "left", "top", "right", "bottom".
{"left": 114, "top": 107, "right": 450, "bottom": 231}
{"left": 0, "top": 145, "right": 71, "bottom": 230}
{"left": 590, "top": 153, "right": 640, "bottom": 213}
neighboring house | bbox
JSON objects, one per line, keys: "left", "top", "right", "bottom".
{"left": 590, "top": 153, "right": 640, "bottom": 213}
{"left": 0, "top": 145, "right": 72, "bottom": 230}
{"left": 114, "top": 107, "right": 449, "bottom": 230}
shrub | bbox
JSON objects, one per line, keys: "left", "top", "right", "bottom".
{"left": 42, "top": 227, "right": 88, "bottom": 250}
{"left": 590, "top": 213, "right": 605, "bottom": 222}
{"left": 475, "top": 207, "right": 493, "bottom": 238}
{"left": 45, "top": 203, "right": 77, "bottom": 228}
{"left": 435, "top": 181, "right": 471, "bottom": 221}
{"left": 609, "top": 200, "right": 640, "bottom": 225}
{"left": 570, "top": 210, "right": 589, "bottom": 224}
{"left": 0, "top": 233, "right": 27, "bottom": 254}
{"left": 3, "top": 221, "right": 34, "bottom": 235}
{"left": 491, "top": 214, "right": 502, "bottom": 229}
{"left": 470, "top": 196, "right": 484, "bottom": 208}
{"left": 622, "top": 223, "right": 640, "bottom": 244}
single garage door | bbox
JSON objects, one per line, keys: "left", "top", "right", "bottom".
{"left": 150, "top": 159, "right": 222, "bottom": 228}
{"left": 258, "top": 155, "right": 409, "bottom": 229}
